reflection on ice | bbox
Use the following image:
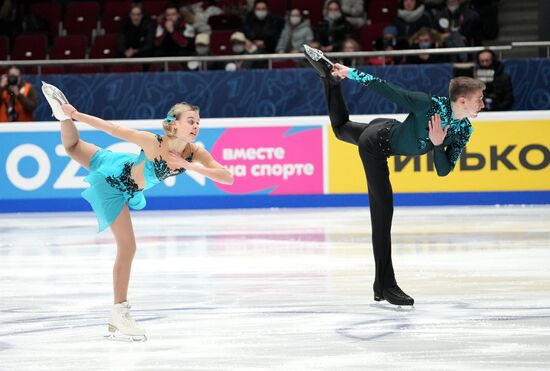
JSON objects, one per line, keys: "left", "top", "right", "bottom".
{"left": 0, "top": 206, "right": 549, "bottom": 370}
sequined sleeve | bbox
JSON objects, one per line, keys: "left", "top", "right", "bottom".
{"left": 347, "top": 68, "right": 432, "bottom": 112}
{"left": 433, "top": 125, "right": 473, "bottom": 176}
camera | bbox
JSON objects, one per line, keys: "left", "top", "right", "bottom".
{"left": 7, "top": 75, "right": 19, "bottom": 86}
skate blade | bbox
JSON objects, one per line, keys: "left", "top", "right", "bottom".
{"left": 105, "top": 325, "right": 147, "bottom": 342}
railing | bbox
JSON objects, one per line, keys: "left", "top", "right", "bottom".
{"left": 0, "top": 42, "right": 548, "bottom": 73}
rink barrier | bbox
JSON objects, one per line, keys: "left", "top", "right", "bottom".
{"left": 0, "top": 111, "right": 549, "bottom": 213}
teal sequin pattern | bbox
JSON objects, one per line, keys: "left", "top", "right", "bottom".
{"left": 105, "top": 162, "right": 141, "bottom": 200}
{"left": 152, "top": 153, "right": 193, "bottom": 181}
{"left": 425, "top": 96, "right": 473, "bottom": 167}
{"left": 348, "top": 69, "right": 383, "bottom": 85}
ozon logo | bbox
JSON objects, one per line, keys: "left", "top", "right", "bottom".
{"left": 5, "top": 142, "right": 205, "bottom": 192}
{"left": 6, "top": 144, "right": 51, "bottom": 191}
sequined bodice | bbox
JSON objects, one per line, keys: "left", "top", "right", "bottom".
{"left": 105, "top": 148, "right": 193, "bottom": 201}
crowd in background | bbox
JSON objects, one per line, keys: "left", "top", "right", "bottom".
{"left": 0, "top": 0, "right": 513, "bottom": 121}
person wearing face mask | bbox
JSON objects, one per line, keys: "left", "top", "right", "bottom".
{"left": 224, "top": 31, "right": 265, "bottom": 71}
{"left": 475, "top": 49, "right": 513, "bottom": 111}
{"left": 186, "top": 33, "right": 223, "bottom": 71}
{"left": 392, "top": 0, "right": 434, "bottom": 49}
{"left": 0, "top": 66, "right": 39, "bottom": 123}
{"left": 275, "top": 8, "right": 313, "bottom": 54}
{"left": 315, "top": 0, "right": 355, "bottom": 53}
{"left": 407, "top": 27, "right": 448, "bottom": 64}
{"left": 242, "top": 0, "right": 283, "bottom": 53}
{"left": 117, "top": 2, "right": 154, "bottom": 59}
{"left": 323, "top": 0, "right": 366, "bottom": 29}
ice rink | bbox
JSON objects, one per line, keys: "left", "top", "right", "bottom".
{"left": 1, "top": 205, "right": 549, "bottom": 370}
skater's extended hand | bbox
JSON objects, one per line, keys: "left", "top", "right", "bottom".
{"left": 332, "top": 63, "right": 349, "bottom": 80}
{"left": 61, "top": 103, "right": 78, "bottom": 119}
{"left": 428, "top": 113, "right": 448, "bottom": 146}
{"left": 168, "top": 151, "right": 195, "bottom": 171}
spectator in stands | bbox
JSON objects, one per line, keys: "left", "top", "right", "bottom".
{"left": 186, "top": 32, "right": 223, "bottom": 71}
{"left": 407, "top": 26, "right": 449, "bottom": 64}
{"left": 242, "top": 0, "right": 284, "bottom": 53}
{"left": 324, "top": 0, "right": 366, "bottom": 29}
{"left": 392, "top": 0, "right": 434, "bottom": 49}
{"left": 433, "top": 0, "right": 482, "bottom": 48}
{"left": 154, "top": 2, "right": 195, "bottom": 57}
{"left": 369, "top": 25, "right": 407, "bottom": 66}
{"left": 224, "top": 31, "right": 265, "bottom": 71}
{"left": 117, "top": 2, "right": 154, "bottom": 58}
{"left": 476, "top": 49, "right": 514, "bottom": 111}
{"left": 187, "top": 1, "right": 223, "bottom": 34}
{"left": 0, "top": 66, "right": 38, "bottom": 122}
{"left": 315, "top": 0, "right": 355, "bottom": 52}
{"left": 340, "top": 37, "right": 364, "bottom": 67}
{"left": 275, "top": 8, "right": 314, "bottom": 53}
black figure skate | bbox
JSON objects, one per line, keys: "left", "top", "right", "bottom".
{"left": 375, "top": 285, "right": 414, "bottom": 306}
{"left": 303, "top": 44, "right": 341, "bottom": 84}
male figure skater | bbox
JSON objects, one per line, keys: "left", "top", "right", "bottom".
{"left": 304, "top": 45, "right": 485, "bottom": 305}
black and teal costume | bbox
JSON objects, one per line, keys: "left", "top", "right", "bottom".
{"left": 324, "top": 68, "right": 473, "bottom": 295}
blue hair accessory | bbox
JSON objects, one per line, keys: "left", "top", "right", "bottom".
{"left": 165, "top": 115, "right": 176, "bottom": 122}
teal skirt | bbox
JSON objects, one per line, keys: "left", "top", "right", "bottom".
{"left": 81, "top": 149, "right": 146, "bottom": 232}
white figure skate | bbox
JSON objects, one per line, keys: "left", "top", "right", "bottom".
{"left": 41, "top": 81, "right": 71, "bottom": 121}
{"left": 105, "top": 301, "right": 147, "bottom": 342}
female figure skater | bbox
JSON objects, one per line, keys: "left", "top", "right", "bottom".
{"left": 41, "top": 82, "right": 233, "bottom": 341}
{"left": 303, "top": 45, "right": 485, "bottom": 306}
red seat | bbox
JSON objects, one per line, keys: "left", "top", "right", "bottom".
{"left": 210, "top": 30, "right": 233, "bottom": 55}
{"left": 11, "top": 34, "right": 48, "bottom": 60}
{"left": 266, "top": 0, "right": 287, "bottom": 17}
{"left": 271, "top": 59, "right": 297, "bottom": 69}
{"left": 68, "top": 65, "right": 105, "bottom": 74}
{"left": 0, "top": 35, "right": 9, "bottom": 60}
{"left": 367, "top": 0, "right": 398, "bottom": 24}
{"left": 208, "top": 14, "right": 242, "bottom": 31}
{"left": 143, "top": 0, "right": 168, "bottom": 20}
{"left": 359, "top": 23, "right": 387, "bottom": 51}
{"left": 89, "top": 34, "right": 118, "bottom": 58}
{"left": 63, "top": 2, "right": 100, "bottom": 40}
{"left": 102, "top": 1, "right": 131, "bottom": 33}
{"left": 109, "top": 64, "right": 143, "bottom": 73}
{"left": 148, "top": 63, "right": 182, "bottom": 72}
{"left": 42, "top": 66, "right": 66, "bottom": 74}
{"left": 50, "top": 35, "right": 88, "bottom": 59}
{"left": 30, "top": 1, "right": 62, "bottom": 38}
{"left": 217, "top": 0, "right": 247, "bottom": 12}
{"left": 289, "top": 0, "right": 323, "bottom": 26}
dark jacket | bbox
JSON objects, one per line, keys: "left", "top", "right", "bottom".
{"left": 315, "top": 17, "right": 355, "bottom": 51}
{"left": 476, "top": 50, "right": 514, "bottom": 111}
{"left": 117, "top": 16, "right": 154, "bottom": 57}
{"left": 243, "top": 12, "right": 284, "bottom": 53}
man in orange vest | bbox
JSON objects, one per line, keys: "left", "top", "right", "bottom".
{"left": 0, "top": 66, "right": 39, "bottom": 122}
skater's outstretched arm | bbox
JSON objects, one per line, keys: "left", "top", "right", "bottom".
{"left": 429, "top": 114, "right": 473, "bottom": 176}
{"left": 167, "top": 147, "right": 234, "bottom": 185}
{"left": 331, "top": 63, "right": 431, "bottom": 112}
{"left": 61, "top": 103, "right": 155, "bottom": 149}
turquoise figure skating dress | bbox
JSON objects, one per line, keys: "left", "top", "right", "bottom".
{"left": 82, "top": 135, "right": 193, "bottom": 232}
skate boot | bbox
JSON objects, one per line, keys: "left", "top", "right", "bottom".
{"left": 41, "top": 81, "right": 71, "bottom": 121}
{"left": 374, "top": 285, "right": 414, "bottom": 306}
{"left": 105, "top": 301, "right": 147, "bottom": 342}
{"left": 303, "top": 44, "right": 340, "bottom": 84}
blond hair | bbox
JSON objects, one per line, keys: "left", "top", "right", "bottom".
{"left": 449, "top": 77, "right": 485, "bottom": 102}
{"left": 162, "top": 102, "right": 199, "bottom": 137}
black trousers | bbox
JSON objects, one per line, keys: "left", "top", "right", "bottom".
{"left": 323, "top": 79, "right": 397, "bottom": 293}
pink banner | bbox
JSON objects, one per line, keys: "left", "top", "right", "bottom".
{"left": 211, "top": 127, "right": 323, "bottom": 195}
